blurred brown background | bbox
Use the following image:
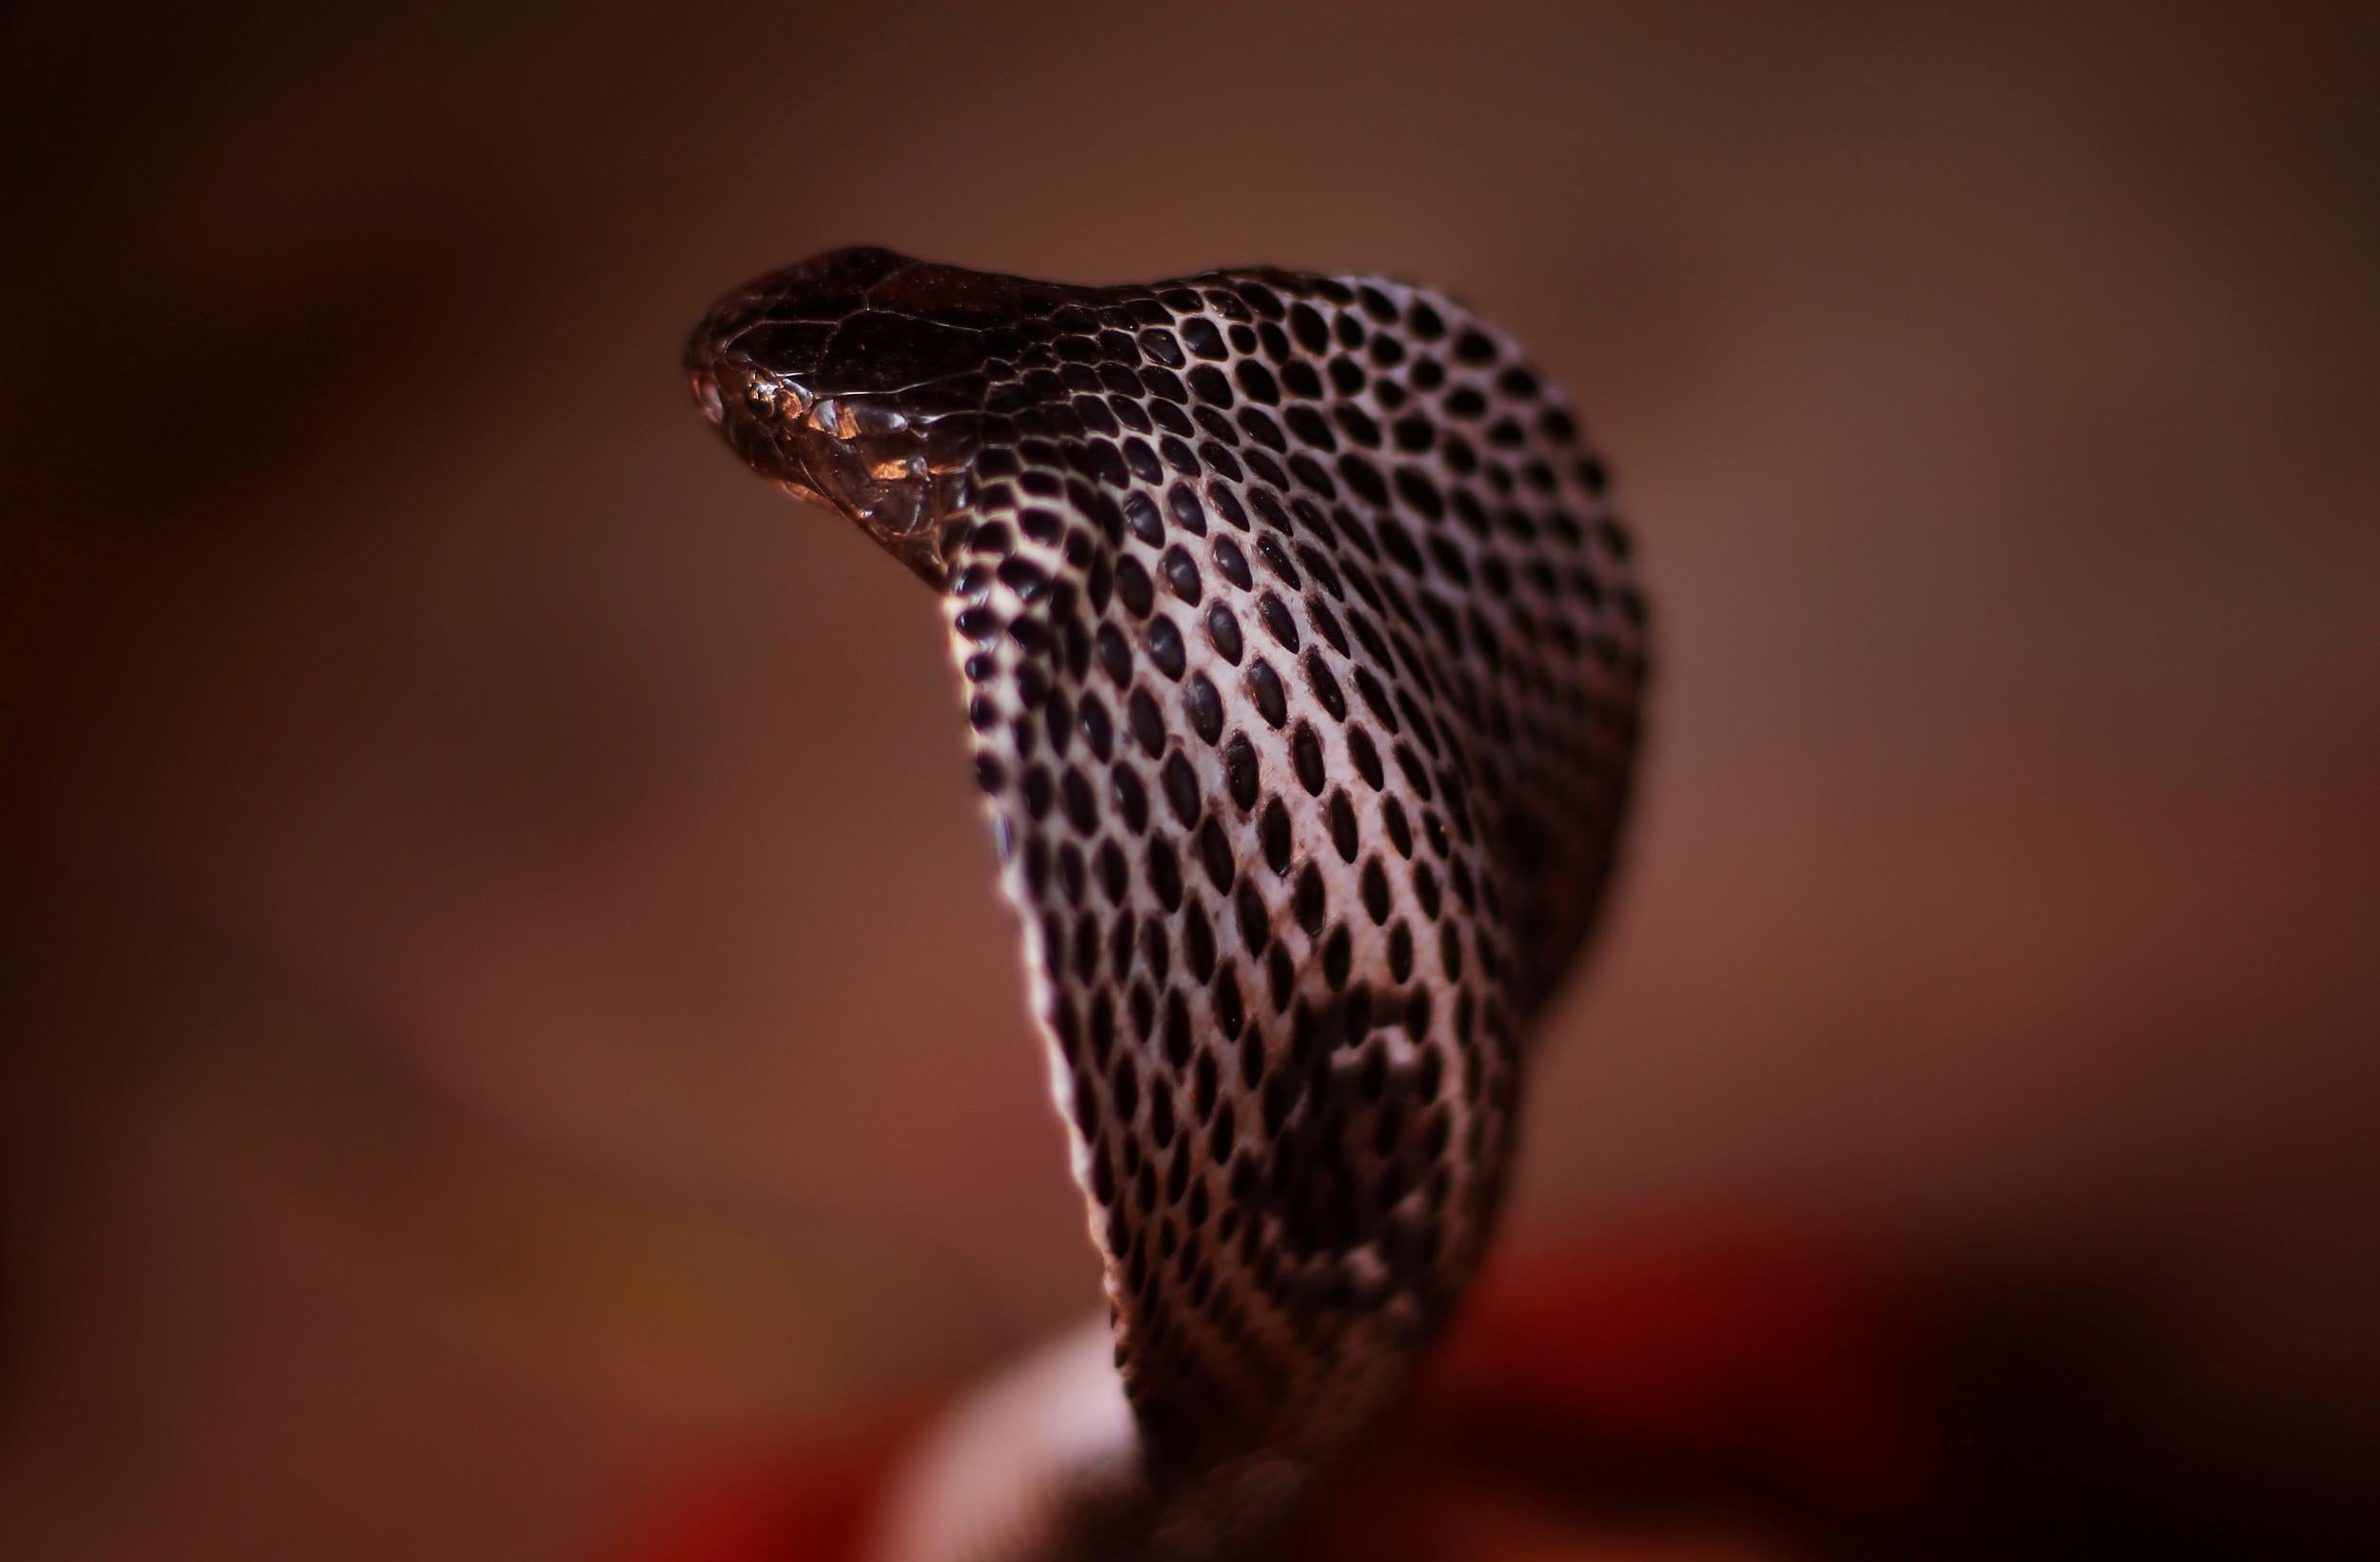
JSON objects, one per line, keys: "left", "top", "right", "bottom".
{"left": 3, "top": 3, "right": 2376, "bottom": 1558}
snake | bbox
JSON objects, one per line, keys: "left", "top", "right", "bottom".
{"left": 684, "top": 247, "right": 1648, "bottom": 1560}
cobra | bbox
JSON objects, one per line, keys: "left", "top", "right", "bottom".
{"left": 684, "top": 247, "right": 1648, "bottom": 1560}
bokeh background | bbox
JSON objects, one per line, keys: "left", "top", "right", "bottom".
{"left": 4, "top": 3, "right": 2375, "bottom": 1557}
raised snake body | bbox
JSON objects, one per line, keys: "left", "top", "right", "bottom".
{"left": 685, "top": 248, "right": 1647, "bottom": 1558}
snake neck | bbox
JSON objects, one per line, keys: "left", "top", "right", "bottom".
{"left": 870, "top": 1315, "right": 1360, "bottom": 1562}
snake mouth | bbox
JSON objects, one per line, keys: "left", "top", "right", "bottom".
{"left": 686, "top": 343, "right": 946, "bottom": 585}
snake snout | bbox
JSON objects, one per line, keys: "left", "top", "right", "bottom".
{"left": 683, "top": 350, "right": 801, "bottom": 478}
{"left": 685, "top": 317, "right": 949, "bottom": 586}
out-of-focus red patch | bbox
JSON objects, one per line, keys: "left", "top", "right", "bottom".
{"left": 608, "top": 1222, "right": 1942, "bottom": 1560}
{"left": 1430, "top": 1222, "right": 1941, "bottom": 1519}
{"left": 603, "top": 1407, "right": 923, "bottom": 1562}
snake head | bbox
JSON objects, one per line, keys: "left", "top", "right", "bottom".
{"left": 686, "top": 245, "right": 1035, "bottom": 587}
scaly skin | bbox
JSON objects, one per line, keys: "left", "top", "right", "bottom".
{"left": 686, "top": 247, "right": 1648, "bottom": 1557}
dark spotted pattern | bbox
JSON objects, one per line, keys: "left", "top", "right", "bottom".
{"left": 686, "top": 247, "right": 1647, "bottom": 1482}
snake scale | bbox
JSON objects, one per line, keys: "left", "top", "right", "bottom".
{"left": 685, "top": 247, "right": 1648, "bottom": 1560}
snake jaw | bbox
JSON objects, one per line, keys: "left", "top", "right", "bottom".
{"left": 686, "top": 339, "right": 946, "bottom": 585}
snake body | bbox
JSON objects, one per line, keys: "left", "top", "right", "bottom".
{"left": 686, "top": 248, "right": 1647, "bottom": 1557}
